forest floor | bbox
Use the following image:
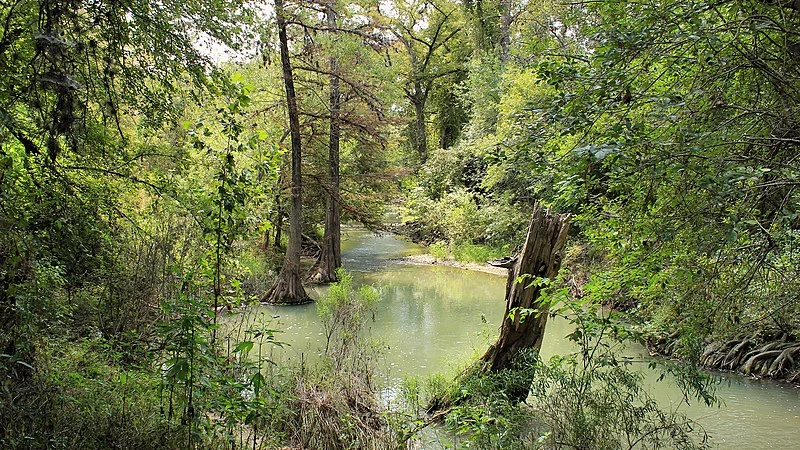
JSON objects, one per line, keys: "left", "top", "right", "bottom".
{"left": 390, "top": 253, "right": 509, "bottom": 277}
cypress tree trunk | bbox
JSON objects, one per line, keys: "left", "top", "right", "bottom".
{"left": 264, "top": 0, "right": 309, "bottom": 304}
{"left": 313, "top": 0, "right": 342, "bottom": 284}
{"left": 478, "top": 203, "right": 570, "bottom": 398}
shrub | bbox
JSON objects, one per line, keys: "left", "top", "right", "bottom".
{"left": 0, "top": 338, "right": 183, "bottom": 450}
{"left": 428, "top": 241, "right": 449, "bottom": 261}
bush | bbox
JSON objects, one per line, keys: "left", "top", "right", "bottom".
{"left": 429, "top": 241, "right": 449, "bottom": 261}
{"left": 317, "top": 269, "right": 379, "bottom": 366}
{"left": 403, "top": 178, "right": 529, "bottom": 252}
{"left": 452, "top": 242, "right": 509, "bottom": 263}
{"left": 271, "top": 269, "right": 395, "bottom": 449}
{"left": 0, "top": 338, "right": 184, "bottom": 450}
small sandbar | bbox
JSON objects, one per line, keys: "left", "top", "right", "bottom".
{"left": 390, "top": 253, "right": 509, "bottom": 277}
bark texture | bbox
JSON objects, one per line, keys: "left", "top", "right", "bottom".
{"left": 499, "top": 0, "right": 512, "bottom": 62}
{"left": 480, "top": 203, "right": 570, "bottom": 373}
{"left": 313, "top": 0, "right": 342, "bottom": 284}
{"left": 264, "top": 0, "right": 310, "bottom": 304}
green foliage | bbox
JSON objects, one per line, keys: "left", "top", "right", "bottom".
{"left": 535, "top": 0, "right": 800, "bottom": 343}
{"left": 439, "top": 356, "right": 540, "bottom": 449}
{"left": 525, "top": 298, "right": 714, "bottom": 450}
{"left": 404, "top": 177, "right": 527, "bottom": 249}
{"left": 0, "top": 338, "right": 184, "bottom": 450}
{"left": 429, "top": 241, "right": 449, "bottom": 261}
{"left": 3, "top": 0, "right": 799, "bottom": 447}
{"left": 317, "top": 269, "right": 379, "bottom": 365}
{"left": 404, "top": 0, "right": 800, "bottom": 359}
{"left": 452, "top": 242, "right": 508, "bottom": 264}
{"left": 0, "top": 0, "right": 250, "bottom": 160}
{"left": 156, "top": 290, "right": 294, "bottom": 449}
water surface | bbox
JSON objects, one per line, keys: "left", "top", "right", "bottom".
{"left": 228, "top": 228, "right": 800, "bottom": 448}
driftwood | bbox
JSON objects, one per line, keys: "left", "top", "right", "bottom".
{"left": 487, "top": 255, "right": 518, "bottom": 269}
{"left": 300, "top": 233, "right": 321, "bottom": 258}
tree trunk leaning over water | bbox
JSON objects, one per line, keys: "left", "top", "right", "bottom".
{"left": 312, "top": 0, "right": 343, "bottom": 284}
{"left": 264, "top": 0, "right": 310, "bottom": 305}
{"left": 479, "top": 203, "right": 570, "bottom": 388}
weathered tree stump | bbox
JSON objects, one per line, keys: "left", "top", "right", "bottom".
{"left": 429, "top": 203, "right": 570, "bottom": 412}
{"left": 477, "top": 203, "right": 570, "bottom": 400}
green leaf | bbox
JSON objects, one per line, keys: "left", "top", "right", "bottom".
{"left": 234, "top": 341, "right": 254, "bottom": 354}
{"left": 167, "top": 358, "right": 189, "bottom": 381}
{"left": 16, "top": 360, "right": 33, "bottom": 370}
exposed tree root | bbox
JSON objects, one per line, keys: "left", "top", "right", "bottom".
{"left": 651, "top": 333, "right": 800, "bottom": 384}
{"left": 300, "top": 233, "right": 321, "bottom": 259}
{"left": 743, "top": 349, "right": 783, "bottom": 375}
{"left": 722, "top": 340, "right": 751, "bottom": 369}
{"left": 262, "top": 267, "right": 312, "bottom": 305}
{"left": 767, "top": 346, "right": 800, "bottom": 377}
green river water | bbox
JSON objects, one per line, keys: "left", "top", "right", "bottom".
{"left": 227, "top": 228, "right": 800, "bottom": 449}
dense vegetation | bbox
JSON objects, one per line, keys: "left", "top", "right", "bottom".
{"left": 1, "top": 0, "right": 798, "bottom": 448}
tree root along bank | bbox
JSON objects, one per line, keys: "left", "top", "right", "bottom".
{"left": 647, "top": 333, "right": 800, "bottom": 384}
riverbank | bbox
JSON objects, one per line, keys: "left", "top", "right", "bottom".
{"left": 646, "top": 332, "right": 800, "bottom": 385}
{"left": 390, "top": 232, "right": 800, "bottom": 387}
{"left": 390, "top": 253, "right": 509, "bottom": 277}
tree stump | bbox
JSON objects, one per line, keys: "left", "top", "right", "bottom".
{"left": 425, "top": 204, "right": 570, "bottom": 413}
{"left": 478, "top": 203, "right": 570, "bottom": 399}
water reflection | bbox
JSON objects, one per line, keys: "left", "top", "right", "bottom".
{"left": 226, "top": 229, "right": 800, "bottom": 449}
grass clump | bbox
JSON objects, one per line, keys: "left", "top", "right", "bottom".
{"left": 274, "top": 268, "right": 396, "bottom": 449}
{"left": 451, "top": 242, "right": 508, "bottom": 263}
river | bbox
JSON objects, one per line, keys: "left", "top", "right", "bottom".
{"left": 227, "top": 227, "right": 800, "bottom": 449}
